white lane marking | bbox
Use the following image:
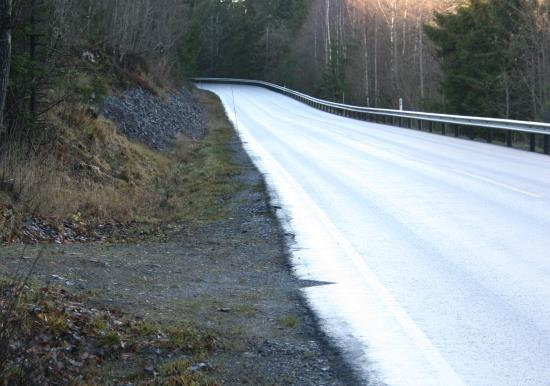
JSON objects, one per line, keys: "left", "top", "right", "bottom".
{"left": 452, "top": 169, "right": 544, "bottom": 199}
{"left": 234, "top": 117, "right": 465, "bottom": 386}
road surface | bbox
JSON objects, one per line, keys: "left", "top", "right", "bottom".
{"left": 198, "top": 83, "right": 550, "bottom": 386}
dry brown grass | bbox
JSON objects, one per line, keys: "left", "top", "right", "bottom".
{"left": 0, "top": 103, "right": 170, "bottom": 223}
{"left": 0, "top": 88, "right": 240, "bottom": 240}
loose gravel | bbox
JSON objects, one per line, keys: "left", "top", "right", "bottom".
{"left": 102, "top": 88, "right": 206, "bottom": 149}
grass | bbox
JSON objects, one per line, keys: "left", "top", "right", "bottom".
{"left": 0, "top": 63, "right": 245, "bottom": 383}
{"left": 0, "top": 278, "right": 219, "bottom": 385}
{"left": 0, "top": 88, "right": 241, "bottom": 242}
{"left": 152, "top": 90, "right": 241, "bottom": 223}
{"left": 278, "top": 315, "right": 300, "bottom": 329}
{"left": 0, "top": 50, "right": 271, "bottom": 384}
{"left": 0, "top": 47, "right": 242, "bottom": 242}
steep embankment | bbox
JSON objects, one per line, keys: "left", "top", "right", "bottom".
{"left": 0, "top": 52, "right": 212, "bottom": 243}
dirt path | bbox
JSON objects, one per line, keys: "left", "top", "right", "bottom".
{"left": 1, "top": 118, "right": 360, "bottom": 385}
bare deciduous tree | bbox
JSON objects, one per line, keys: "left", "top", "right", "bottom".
{"left": 0, "top": 0, "right": 13, "bottom": 129}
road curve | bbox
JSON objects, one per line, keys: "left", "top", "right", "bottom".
{"left": 198, "top": 83, "right": 550, "bottom": 386}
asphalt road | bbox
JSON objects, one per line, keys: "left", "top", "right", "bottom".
{"left": 198, "top": 83, "right": 550, "bottom": 386}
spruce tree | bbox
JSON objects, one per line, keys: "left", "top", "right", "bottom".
{"left": 425, "top": 0, "right": 530, "bottom": 119}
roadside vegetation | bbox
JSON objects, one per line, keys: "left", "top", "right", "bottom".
{"left": 0, "top": 49, "right": 240, "bottom": 381}
{"left": 0, "top": 48, "right": 241, "bottom": 243}
{"left": 0, "top": 272, "right": 217, "bottom": 385}
{"left": 0, "top": 81, "right": 348, "bottom": 384}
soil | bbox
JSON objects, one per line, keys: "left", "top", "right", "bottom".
{"left": 0, "top": 132, "right": 361, "bottom": 384}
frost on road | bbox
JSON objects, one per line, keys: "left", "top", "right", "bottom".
{"left": 198, "top": 83, "right": 550, "bottom": 386}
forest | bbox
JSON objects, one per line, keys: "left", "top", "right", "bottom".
{"left": 1, "top": 1, "right": 550, "bottom": 383}
{"left": 1, "top": 0, "right": 550, "bottom": 139}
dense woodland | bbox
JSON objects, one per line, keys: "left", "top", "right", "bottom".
{"left": 1, "top": 0, "right": 550, "bottom": 138}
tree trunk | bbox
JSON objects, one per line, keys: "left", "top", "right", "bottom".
{"left": 418, "top": 16, "right": 425, "bottom": 101}
{"left": 325, "top": 0, "right": 331, "bottom": 65}
{"left": 0, "top": 0, "right": 12, "bottom": 130}
{"left": 29, "top": 0, "right": 38, "bottom": 121}
{"left": 363, "top": 24, "right": 370, "bottom": 106}
{"left": 374, "top": 18, "right": 379, "bottom": 107}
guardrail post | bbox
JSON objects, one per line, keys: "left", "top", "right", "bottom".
{"left": 529, "top": 133, "right": 536, "bottom": 152}
{"left": 442, "top": 123, "right": 447, "bottom": 135}
{"left": 506, "top": 130, "right": 513, "bottom": 147}
{"left": 428, "top": 121, "right": 433, "bottom": 133}
{"left": 544, "top": 135, "right": 549, "bottom": 155}
{"left": 454, "top": 125, "right": 459, "bottom": 137}
{"left": 468, "top": 127, "right": 475, "bottom": 140}
{"left": 487, "top": 128, "right": 493, "bottom": 143}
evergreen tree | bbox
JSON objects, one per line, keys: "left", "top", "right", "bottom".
{"left": 319, "top": 39, "right": 346, "bottom": 102}
{"left": 192, "top": 0, "right": 309, "bottom": 81}
{"left": 425, "top": 0, "right": 531, "bottom": 119}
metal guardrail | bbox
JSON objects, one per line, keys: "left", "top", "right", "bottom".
{"left": 193, "top": 77, "right": 550, "bottom": 155}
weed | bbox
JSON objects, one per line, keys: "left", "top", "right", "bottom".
{"left": 159, "top": 358, "right": 192, "bottom": 376}
{"left": 167, "top": 326, "right": 216, "bottom": 355}
{"left": 138, "top": 322, "right": 159, "bottom": 336}
{"left": 99, "top": 331, "right": 122, "bottom": 348}
{"left": 278, "top": 315, "right": 299, "bottom": 329}
{"left": 233, "top": 304, "right": 258, "bottom": 317}
{"left": 88, "top": 314, "right": 108, "bottom": 331}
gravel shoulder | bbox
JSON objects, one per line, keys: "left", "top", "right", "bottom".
{"left": 0, "top": 90, "right": 360, "bottom": 385}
